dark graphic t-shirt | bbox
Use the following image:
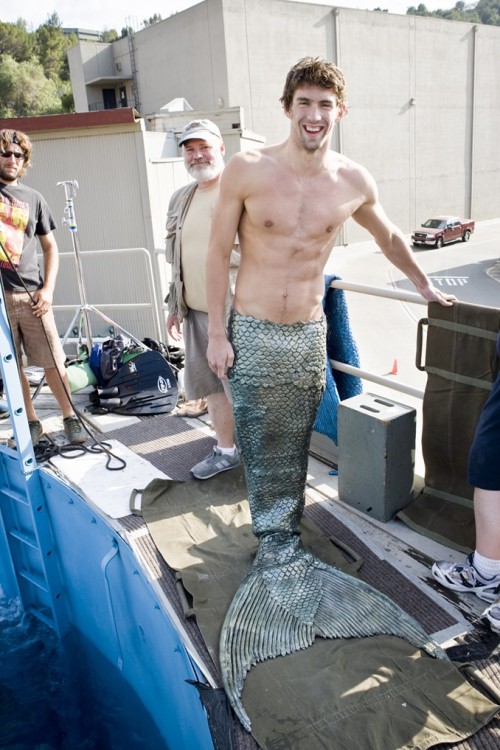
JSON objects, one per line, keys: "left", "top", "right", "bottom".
{"left": 0, "top": 182, "right": 57, "bottom": 291}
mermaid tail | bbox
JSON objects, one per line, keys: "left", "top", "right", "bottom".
{"left": 223, "top": 312, "right": 446, "bottom": 731}
{"left": 220, "top": 534, "right": 445, "bottom": 731}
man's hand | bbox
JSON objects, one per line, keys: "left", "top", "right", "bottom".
{"left": 31, "top": 287, "right": 53, "bottom": 318}
{"left": 166, "top": 314, "right": 182, "bottom": 341}
{"left": 207, "top": 334, "right": 234, "bottom": 379}
{"left": 418, "top": 283, "right": 457, "bottom": 307}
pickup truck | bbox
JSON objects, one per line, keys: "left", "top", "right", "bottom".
{"left": 411, "top": 216, "right": 475, "bottom": 248}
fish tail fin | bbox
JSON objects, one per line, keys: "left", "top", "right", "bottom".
{"left": 219, "top": 552, "right": 446, "bottom": 731}
{"left": 219, "top": 570, "right": 315, "bottom": 731}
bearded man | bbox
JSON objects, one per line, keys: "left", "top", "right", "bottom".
{"left": 165, "top": 119, "right": 240, "bottom": 478}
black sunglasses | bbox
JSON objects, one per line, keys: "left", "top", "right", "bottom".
{"left": 0, "top": 150, "right": 25, "bottom": 160}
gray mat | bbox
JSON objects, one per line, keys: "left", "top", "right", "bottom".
{"left": 119, "top": 511, "right": 500, "bottom": 750}
{"left": 138, "top": 472, "right": 500, "bottom": 750}
{"left": 105, "top": 413, "right": 215, "bottom": 481}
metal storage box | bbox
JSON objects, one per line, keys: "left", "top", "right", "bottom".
{"left": 337, "top": 393, "right": 416, "bottom": 522}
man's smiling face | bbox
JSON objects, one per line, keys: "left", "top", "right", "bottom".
{"left": 286, "top": 84, "right": 346, "bottom": 152}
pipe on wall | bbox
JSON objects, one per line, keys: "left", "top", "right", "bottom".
{"left": 333, "top": 8, "right": 347, "bottom": 247}
{"left": 469, "top": 25, "right": 478, "bottom": 219}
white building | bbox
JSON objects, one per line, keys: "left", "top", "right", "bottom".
{"left": 67, "top": 0, "right": 500, "bottom": 235}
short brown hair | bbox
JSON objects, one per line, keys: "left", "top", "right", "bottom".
{"left": 0, "top": 129, "right": 32, "bottom": 176}
{"left": 280, "top": 57, "right": 347, "bottom": 111}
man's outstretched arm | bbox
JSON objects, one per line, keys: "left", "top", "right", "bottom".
{"left": 352, "top": 175, "right": 456, "bottom": 306}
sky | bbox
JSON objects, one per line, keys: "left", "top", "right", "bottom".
{"left": 0, "top": 0, "right": 454, "bottom": 33}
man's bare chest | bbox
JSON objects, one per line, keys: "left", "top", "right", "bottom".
{"left": 246, "top": 178, "right": 360, "bottom": 242}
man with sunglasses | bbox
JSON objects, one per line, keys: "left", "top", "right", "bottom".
{"left": 0, "top": 128, "right": 86, "bottom": 447}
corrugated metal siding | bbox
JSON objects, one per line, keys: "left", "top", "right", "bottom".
{"left": 24, "top": 131, "right": 150, "bottom": 254}
{"left": 148, "top": 158, "right": 192, "bottom": 250}
{"left": 20, "top": 126, "right": 192, "bottom": 349}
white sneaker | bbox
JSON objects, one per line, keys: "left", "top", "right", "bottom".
{"left": 481, "top": 599, "right": 500, "bottom": 634}
{"left": 432, "top": 553, "right": 500, "bottom": 603}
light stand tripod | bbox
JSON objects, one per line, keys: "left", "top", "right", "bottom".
{"left": 58, "top": 179, "right": 94, "bottom": 354}
{"left": 57, "top": 180, "right": 145, "bottom": 356}
{"left": 31, "top": 181, "right": 147, "bottom": 400}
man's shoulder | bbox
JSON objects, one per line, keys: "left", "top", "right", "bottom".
{"left": 227, "top": 147, "right": 269, "bottom": 168}
{"left": 0, "top": 181, "right": 47, "bottom": 209}
{"left": 169, "top": 181, "right": 196, "bottom": 207}
{"left": 224, "top": 147, "right": 274, "bottom": 182}
{"left": 8, "top": 181, "right": 42, "bottom": 196}
{"left": 329, "top": 151, "right": 372, "bottom": 185}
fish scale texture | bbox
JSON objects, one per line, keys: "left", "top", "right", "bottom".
{"left": 228, "top": 312, "right": 326, "bottom": 537}
{"left": 221, "top": 311, "right": 446, "bottom": 732}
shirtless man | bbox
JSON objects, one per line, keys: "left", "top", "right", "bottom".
{"left": 207, "top": 57, "right": 454, "bottom": 372}
{"left": 206, "top": 55, "right": 455, "bottom": 539}
{"left": 205, "top": 58, "right": 455, "bottom": 728}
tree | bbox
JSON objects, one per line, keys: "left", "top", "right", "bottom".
{"left": 407, "top": 3, "right": 434, "bottom": 16}
{"left": 100, "top": 29, "right": 120, "bottom": 42}
{"left": 477, "top": 0, "right": 500, "bottom": 23}
{"left": 0, "top": 54, "right": 63, "bottom": 117}
{"left": 36, "top": 15, "right": 76, "bottom": 82}
{"left": 0, "top": 20, "right": 35, "bottom": 62}
{"left": 407, "top": 0, "right": 500, "bottom": 24}
{"left": 0, "top": 15, "right": 76, "bottom": 116}
{"left": 143, "top": 14, "right": 163, "bottom": 27}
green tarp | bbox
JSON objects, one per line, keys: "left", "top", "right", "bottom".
{"left": 399, "top": 301, "right": 500, "bottom": 552}
{"left": 139, "top": 468, "right": 500, "bottom": 749}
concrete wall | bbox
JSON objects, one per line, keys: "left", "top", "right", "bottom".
{"left": 63, "top": 0, "right": 500, "bottom": 236}
{"left": 67, "top": 45, "right": 89, "bottom": 112}
{"left": 335, "top": 11, "right": 500, "bottom": 237}
{"left": 223, "top": 0, "right": 338, "bottom": 140}
{"left": 127, "top": 0, "right": 228, "bottom": 117}
{"left": 461, "top": 22, "right": 499, "bottom": 220}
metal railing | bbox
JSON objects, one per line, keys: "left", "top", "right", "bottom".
{"left": 328, "top": 280, "right": 427, "bottom": 400}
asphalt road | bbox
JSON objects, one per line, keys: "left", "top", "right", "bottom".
{"left": 394, "top": 219, "right": 500, "bottom": 307}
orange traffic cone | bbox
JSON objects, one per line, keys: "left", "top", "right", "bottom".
{"left": 388, "top": 359, "right": 398, "bottom": 375}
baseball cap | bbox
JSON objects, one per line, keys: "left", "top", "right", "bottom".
{"left": 178, "top": 119, "right": 222, "bottom": 146}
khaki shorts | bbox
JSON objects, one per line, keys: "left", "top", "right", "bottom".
{"left": 4, "top": 291, "right": 66, "bottom": 369}
{"left": 182, "top": 308, "right": 231, "bottom": 401}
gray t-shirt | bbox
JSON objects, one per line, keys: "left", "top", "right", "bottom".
{"left": 0, "top": 182, "right": 57, "bottom": 291}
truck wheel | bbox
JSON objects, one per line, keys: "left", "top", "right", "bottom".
{"left": 435, "top": 237, "right": 444, "bottom": 248}
{"left": 462, "top": 230, "right": 471, "bottom": 242}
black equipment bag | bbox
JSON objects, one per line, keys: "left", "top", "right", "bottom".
{"left": 91, "top": 350, "right": 178, "bottom": 415}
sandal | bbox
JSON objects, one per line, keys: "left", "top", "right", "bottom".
{"left": 175, "top": 398, "right": 208, "bottom": 417}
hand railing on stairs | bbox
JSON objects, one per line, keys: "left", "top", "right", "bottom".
{"left": 0, "top": 283, "right": 69, "bottom": 636}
